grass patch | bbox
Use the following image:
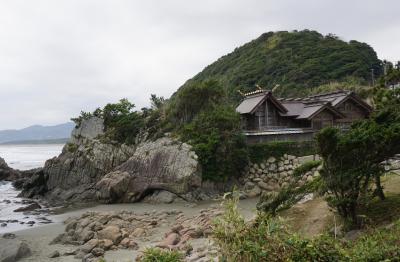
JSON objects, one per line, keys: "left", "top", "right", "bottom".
{"left": 358, "top": 173, "right": 400, "bottom": 226}
{"left": 138, "top": 248, "right": 183, "bottom": 262}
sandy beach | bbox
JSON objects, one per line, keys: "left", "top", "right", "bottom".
{"left": 5, "top": 198, "right": 258, "bottom": 262}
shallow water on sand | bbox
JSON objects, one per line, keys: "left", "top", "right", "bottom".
{"left": 0, "top": 144, "right": 64, "bottom": 233}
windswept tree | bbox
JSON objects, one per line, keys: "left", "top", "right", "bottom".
{"left": 316, "top": 110, "right": 400, "bottom": 228}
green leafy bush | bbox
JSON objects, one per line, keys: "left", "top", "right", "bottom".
{"left": 289, "top": 235, "right": 348, "bottom": 262}
{"left": 139, "top": 248, "right": 183, "bottom": 262}
{"left": 182, "top": 105, "right": 248, "bottom": 181}
{"left": 248, "top": 141, "right": 316, "bottom": 163}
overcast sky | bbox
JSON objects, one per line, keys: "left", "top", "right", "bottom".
{"left": 0, "top": 0, "right": 399, "bottom": 129}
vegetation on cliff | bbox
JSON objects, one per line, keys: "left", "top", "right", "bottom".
{"left": 170, "top": 80, "right": 248, "bottom": 181}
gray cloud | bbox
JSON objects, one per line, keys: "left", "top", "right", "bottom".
{"left": 0, "top": 0, "right": 399, "bottom": 129}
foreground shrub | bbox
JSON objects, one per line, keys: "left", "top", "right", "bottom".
{"left": 214, "top": 194, "right": 400, "bottom": 261}
{"left": 289, "top": 235, "right": 348, "bottom": 262}
{"left": 348, "top": 221, "right": 400, "bottom": 261}
{"left": 213, "top": 194, "right": 346, "bottom": 262}
{"left": 213, "top": 195, "right": 291, "bottom": 261}
{"left": 139, "top": 248, "right": 183, "bottom": 262}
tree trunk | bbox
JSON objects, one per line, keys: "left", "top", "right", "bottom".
{"left": 374, "top": 174, "right": 386, "bottom": 200}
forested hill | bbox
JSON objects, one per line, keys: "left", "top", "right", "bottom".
{"left": 179, "top": 30, "right": 382, "bottom": 100}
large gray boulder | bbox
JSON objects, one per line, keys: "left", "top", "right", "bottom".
{"left": 96, "top": 137, "right": 201, "bottom": 203}
{"left": 0, "top": 239, "right": 31, "bottom": 262}
{"left": 20, "top": 117, "right": 135, "bottom": 203}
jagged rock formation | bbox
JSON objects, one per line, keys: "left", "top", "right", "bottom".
{"left": 0, "top": 157, "right": 23, "bottom": 181}
{"left": 96, "top": 137, "right": 202, "bottom": 203}
{"left": 20, "top": 117, "right": 136, "bottom": 203}
{"left": 20, "top": 117, "right": 203, "bottom": 204}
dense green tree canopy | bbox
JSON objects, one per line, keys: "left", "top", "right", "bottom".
{"left": 178, "top": 30, "right": 382, "bottom": 101}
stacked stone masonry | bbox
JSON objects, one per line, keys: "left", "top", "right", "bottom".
{"left": 241, "top": 154, "right": 321, "bottom": 198}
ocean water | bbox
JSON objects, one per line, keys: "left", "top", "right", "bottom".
{"left": 0, "top": 144, "right": 64, "bottom": 170}
{"left": 0, "top": 144, "right": 64, "bottom": 233}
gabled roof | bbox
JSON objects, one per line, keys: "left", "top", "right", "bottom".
{"left": 306, "top": 90, "right": 373, "bottom": 112}
{"left": 237, "top": 89, "right": 371, "bottom": 120}
{"left": 236, "top": 91, "right": 287, "bottom": 114}
{"left": 295, "top": 101, "right": 345, "bottom": 120}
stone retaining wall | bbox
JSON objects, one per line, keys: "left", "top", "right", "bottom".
{"left": 240, "top": 154, "right": 321, "bottom": 198}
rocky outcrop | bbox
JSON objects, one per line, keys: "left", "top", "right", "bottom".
{"left": 0, "top": 157, "right": 23, "bottom": 181}
{"left": 20, "top": 117, "right": 203, "bottom": 204}
{"left": 52, "top": 206, "right": 222, "bottom": 261}
{"left": 96, "top": 137, "right": 201, "bottom": 203}
{"left": 0, "top": 239, "right": 31, "bottom": 262}
{"left": 20, "top": 117, "right": 136, "bottom": 203}
{"left": 51, "top": 209, "right": 180, "bottom": 259}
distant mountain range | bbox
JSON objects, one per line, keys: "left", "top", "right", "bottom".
{"left": 0, "top": 122, "right": 75, "bottom": 144}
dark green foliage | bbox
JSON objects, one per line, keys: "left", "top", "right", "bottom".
{"left": 166, "top": 79, "right": 248, "bottom": 181}
{"left": 316, "top": 116, "right": 400, "bottom": 228}
{"left": 178, "top": 30, "right": 382, "bottom": 101}
{"left": 139, "top": 248, "right": 183, "bottom": 262}
{"left": 248, "top": 141, "right": 316, "bottom": 163}
{"left": 70, "top": 99, "right": 141, "bottom": 144}
{"left": 95, "top": 98, "right": 145, "bottom": 144}
{"left": 289, "top": 235, "right": 347, "bottom": 262}
{"left": 378, "top": 60, "right": 400, "bottom": 87}
{"left": 182, "top": 105, "right": 248, "bottom": 181}
{"left": 168, "top": 79, "right": 225, "bottom": 125}
{"left": 142, "top": 94, "right": 169, "bottom": 140}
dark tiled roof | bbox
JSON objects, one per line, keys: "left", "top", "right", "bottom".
{"left": 236, "top": 92, "right": 267, "bottom": 114}
{"left": 237, "top": 89, "right": 369, "bottom": 120}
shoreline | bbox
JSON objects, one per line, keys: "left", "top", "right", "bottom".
{"left": 5, "top": 198, "right": 258, "bottom": 262}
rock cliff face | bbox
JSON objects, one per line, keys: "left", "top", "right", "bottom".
{"left": 20, "top": 117, "right": 136, "bottom": 203}
{"left": 21, "top": 117, "right": 203, "bottom": 204}
{"left": 96, "top": 137, "right": 202, "bottom": 203}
